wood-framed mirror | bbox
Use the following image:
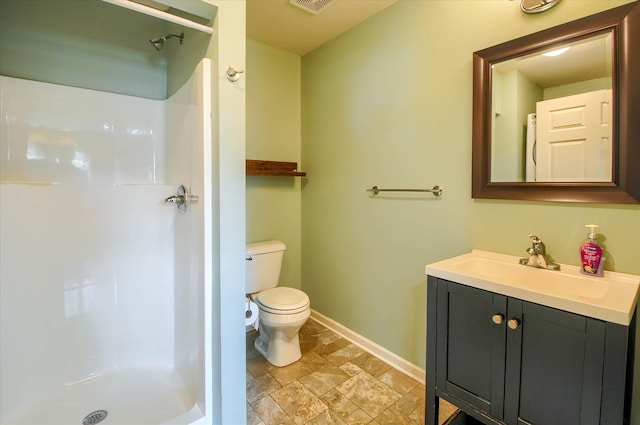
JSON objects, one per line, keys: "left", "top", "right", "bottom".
{"left": 472, "top": 2, "right": 640, "bottom": 204}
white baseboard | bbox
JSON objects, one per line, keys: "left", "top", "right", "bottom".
{"left": 310, "top": 309, "right": 426, "bottom": 385}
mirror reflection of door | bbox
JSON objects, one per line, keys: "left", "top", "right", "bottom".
{"left": 534, "top": 89, "right": 612, "bottom": 182}
{"left": 489, "top": 31, "right": 613, "bottom": 183}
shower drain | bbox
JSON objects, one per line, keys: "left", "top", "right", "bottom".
{"left": 82, "top": 410, "right": 108, "bottom": 425}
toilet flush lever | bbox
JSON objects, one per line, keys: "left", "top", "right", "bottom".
{"left": 246, "top": 256, "right": 253, "bottom": 261}
{"left": 164, "top": 185, "right": 198, "bottom": 215}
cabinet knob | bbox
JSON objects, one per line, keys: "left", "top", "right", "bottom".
{"left": 492, "top": 314, "right": 504, "bottom": 325}
{"left": 508, "top": 319, "right": 520, "bottom": 330}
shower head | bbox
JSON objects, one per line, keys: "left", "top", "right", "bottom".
{"left": 150, "top": 38, "right": 164, "bottom": 51}
{"left": 149, "top": 32, "right": 184, "bottom": 51}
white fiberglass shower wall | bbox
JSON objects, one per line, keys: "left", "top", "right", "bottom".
{"left": 0, "top": 59, "right": 213, "bottom": 424}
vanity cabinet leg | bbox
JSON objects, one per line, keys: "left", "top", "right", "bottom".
{"left": 426, "top": 276, "right": 439, "bottom": 425}
{"left": 425, "top": 388, "right": 439, "bottom": 425}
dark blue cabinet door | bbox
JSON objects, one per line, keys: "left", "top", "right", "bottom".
{"left": 435, "top": 280, "right": 507, "bottom": 420}
{"left": 503, "top": 300, "right": 606, "bottom": 425}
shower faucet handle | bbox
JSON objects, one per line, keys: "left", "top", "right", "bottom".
{"left": 164, "top": 185, "right": 197, "bottom": 215}
{"left": 164, "top": 195, "right": 185, "bottom": 204}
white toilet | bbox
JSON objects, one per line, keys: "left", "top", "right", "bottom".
{"left": 246, "top": 240, "right": 310, "bottom": 367}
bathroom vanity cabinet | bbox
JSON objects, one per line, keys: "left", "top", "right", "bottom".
{"left": 426, "top": 276, "right": 635, "bottom": 425}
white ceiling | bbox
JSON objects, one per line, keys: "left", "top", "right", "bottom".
{"left": 246, "top": 0, "right": 398, "bottom": 56}
{"left": 493, "top": 32, "right": 612, "bottom": 88}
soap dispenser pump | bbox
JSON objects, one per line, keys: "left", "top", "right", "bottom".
{"left": 580, "top": 224, "right": 605, "bottom": 277}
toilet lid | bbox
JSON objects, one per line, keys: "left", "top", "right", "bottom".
{"left": 256, "top": 287, "right": 309, "bottom": 313}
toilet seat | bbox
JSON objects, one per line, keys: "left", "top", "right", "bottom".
{"left": 256, "top": 287, "right": 309, "bottom": 315}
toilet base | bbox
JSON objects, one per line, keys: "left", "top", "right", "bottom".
{"left": 254, "top": 325, "right": 303, "bottom": 367}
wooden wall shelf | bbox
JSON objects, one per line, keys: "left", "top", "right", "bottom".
{"left": 246, "top": 160, "right": 306, "bottom": 177}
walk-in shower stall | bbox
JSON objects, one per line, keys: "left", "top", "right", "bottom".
{"left": 0, "top": 0, "right": 231, "bottom": 423}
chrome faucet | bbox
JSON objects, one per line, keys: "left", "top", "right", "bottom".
{"left": 519, "top": 234, "right": 560, "bottom": 270}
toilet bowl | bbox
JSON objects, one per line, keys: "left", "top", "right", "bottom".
{"left": 253, "top": 287, "right": 310, "bottom": 366}
{"left": 246, "top": 241, "right": 310, "bottom": 367}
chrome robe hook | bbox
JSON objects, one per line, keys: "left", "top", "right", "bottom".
{"left": 226, "top": 66, "right": 244, "bottom": 82}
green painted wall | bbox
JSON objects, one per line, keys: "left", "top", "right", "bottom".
{"left": 246, "top": 0, "right": 639, "bottom": 418}
{"left": 300, "top": 0, "right": 640, "bottom": 420}
{"left": 246, "top": 40, "right": 302, "bottom": 290}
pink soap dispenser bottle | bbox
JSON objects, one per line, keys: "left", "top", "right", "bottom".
{"left": 580, "top": 224, "right": 605, "bottom": 277}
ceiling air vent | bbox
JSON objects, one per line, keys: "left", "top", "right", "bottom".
{"left": 289, "top": 0, "right": 335, "bottom": 15}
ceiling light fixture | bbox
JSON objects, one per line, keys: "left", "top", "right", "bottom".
{"left": 542, "top": 47, "right": 569, "bottom": 57}
{"left": 521, "top": 0, "right": 562, "bottom": 14}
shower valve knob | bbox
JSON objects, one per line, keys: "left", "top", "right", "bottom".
{"left": 164, "top": 185, "right": 196, "bottom": 215}
{"left": 164, "top": 195, "right": 184, "bottom": 204}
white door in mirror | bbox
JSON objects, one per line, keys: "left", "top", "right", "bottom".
{"left": 535, "top": 89, "right": 612, "bottom": 182}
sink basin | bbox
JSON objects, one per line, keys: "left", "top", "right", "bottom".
{"left": 426, "top": 250, "right": 640, "bottom": 325}
{"left": 451, "top": 256, "right": 609, "bottom": 299}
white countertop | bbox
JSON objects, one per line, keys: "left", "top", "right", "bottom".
{"left": 426, "top": 250, "right": 640, "bottom": 326}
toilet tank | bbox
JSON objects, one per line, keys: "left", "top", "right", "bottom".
{"left": 246, "top": 240, "right": 286, "bottom": 294}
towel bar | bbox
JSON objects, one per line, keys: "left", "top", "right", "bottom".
{"left": 366, "top": 185, "right": 443, "bottom": 197}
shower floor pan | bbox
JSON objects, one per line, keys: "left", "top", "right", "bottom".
{"left": 5, "top": 367, "right": 197, "bottom": 425}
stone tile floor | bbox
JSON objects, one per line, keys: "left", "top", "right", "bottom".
{"left": 246, "top": 318, "right": 458, "bottom": 425}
